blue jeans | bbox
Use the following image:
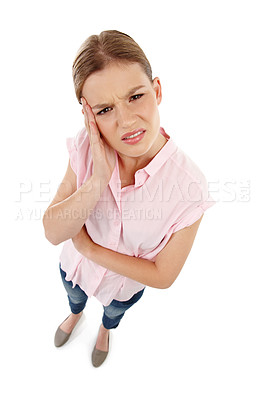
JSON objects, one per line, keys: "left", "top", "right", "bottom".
{"left": 59, "top": 263, "right": 145, "bottom": 329}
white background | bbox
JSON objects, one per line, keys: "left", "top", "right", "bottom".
{"left": 1, "top": 0, "right": 265, "bottom": 399}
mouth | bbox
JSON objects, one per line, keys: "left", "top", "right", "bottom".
{"left": 121, "top": 129, "right": 146, "bottom": 140}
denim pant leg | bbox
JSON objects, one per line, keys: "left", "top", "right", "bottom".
{"left": 102, "top": 288, "right": 145, "bottom": 330}
{"left": 59, "top": 263, "right": 88, "bottom": 314}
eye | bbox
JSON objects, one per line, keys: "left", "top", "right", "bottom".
{"left": 97, "top": 107, "right": 112, "bottom": 115}
{"left": 130, "top": 94, "right": 144, "bottom": 101}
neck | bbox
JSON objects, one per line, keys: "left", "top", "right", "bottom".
{"left": 118, "top": 133, "right": 167, "bottom": 173}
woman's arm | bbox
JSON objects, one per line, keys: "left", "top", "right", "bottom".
{"left": 72, "top": 216, "right": 203, "bottom": 289}
{"left": 43, "top": 167, "right": 107, "bottom": 245}
{"left": 154, "top": 215, "right": 203, "bottom": 287}
{"left": 72, "top": 225, "right": 162, "bottom": 287}
{"left": 91, "top": 243, "right": 162, "bottom": 288}
{"left": 43, "top": 99, "right": 116, "bottom": 246}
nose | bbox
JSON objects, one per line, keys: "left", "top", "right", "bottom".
{"left": 115, "top": 103, "right": 136, "bottom": 130}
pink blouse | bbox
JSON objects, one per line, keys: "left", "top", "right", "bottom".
{"left": 59, "top": 127, "right": 216, "bottom": 306}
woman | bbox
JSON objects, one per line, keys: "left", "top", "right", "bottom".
{"left": 43, "top": 30, "right": 216, "bottom": 368}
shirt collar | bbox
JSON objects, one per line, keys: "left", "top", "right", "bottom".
{"left": 142, "top": 127, "right": 177, "bottom": 178}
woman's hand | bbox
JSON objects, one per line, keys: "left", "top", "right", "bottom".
{"left": 72, "top": 224, "right": 95, "bottom": 257}
{"left": 81, "top": 97, "right": 116, "bottom": 184}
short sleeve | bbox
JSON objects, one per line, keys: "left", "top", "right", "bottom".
{"left": 172, "top": 169, "right": 216, "bottom": 233}
{"left": 66, "top": 136, "right": 78, "bottom": 175}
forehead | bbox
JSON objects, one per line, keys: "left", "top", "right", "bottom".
{"left": 82, "top": 62, "right": 151, "bottom": 103}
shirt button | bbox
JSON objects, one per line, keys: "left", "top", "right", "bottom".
{"left": 114, "top": 220, "right": 120, "bottom": 226}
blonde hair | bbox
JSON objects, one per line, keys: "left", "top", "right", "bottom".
{"left": 72, "top": 30, "right": 153, "bottom": 104}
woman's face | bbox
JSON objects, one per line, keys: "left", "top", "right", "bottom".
{"left": 82, "top": 62, "right": 164, "bottom": 167}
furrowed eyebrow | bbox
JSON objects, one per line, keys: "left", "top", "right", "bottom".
{"left": 126, "top": 85, "right": 146, "bottom": 97}
{"left": 92, "top": 85, "right": 146, "bottom": 111}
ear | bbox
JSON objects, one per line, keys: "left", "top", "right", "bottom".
{"left": 152, "top": 77, "right": 162, "bottom": 105}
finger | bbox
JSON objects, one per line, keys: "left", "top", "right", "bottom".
{"left": 81, "top": 98, "right": 102, "bottom": 145}
{"left": 81, "top": 98, "right": 94, "bottom": 128}
{"left": 81, "top": 98, "right": 91, "bottom": 136}
{"left": 81, "top": 97, "right": 91, "bottom": 119}
{"left": 89, "top": 119, "right": 101, "bottom": 145}
{"left": 86, "top": 105, "right": 97, "bottom": 128}
{"left": 84, "top": 103, "right": 102, "bottom": 139}
{"left": 81, "top": 97, "right": 89, "bottom": 120}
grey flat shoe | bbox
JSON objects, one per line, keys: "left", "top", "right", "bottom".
{"left": 54, "top": 313, "right": 82, "bottom": 348}
{"left": 91, "top": 331, "right": 110, "bottom": 367}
